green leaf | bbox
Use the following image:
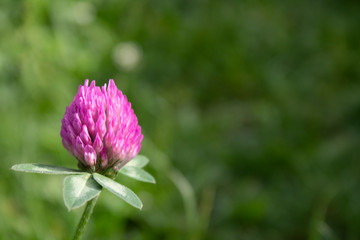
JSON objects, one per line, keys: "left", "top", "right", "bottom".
{"left": 120, "top": 166, "right": 156, "bottom": 184}
{"left": 92, "top": 173, "right": 143, "bottom": 209}
{"left": 11, "top": 163, "right": 83, "bottom": 175}
{"left": 63, "top": 174, "right": 102, "bottom": 211}
{"left": 126, "top": 155, "right": 149, "bottom": 168}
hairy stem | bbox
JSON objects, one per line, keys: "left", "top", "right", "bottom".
{"left": 72, "top": 195, "right": 99, "bottom": 240}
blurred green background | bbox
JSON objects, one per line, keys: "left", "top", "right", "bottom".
{"left": 1, "top": 0, "right": 360, "bottom": 239}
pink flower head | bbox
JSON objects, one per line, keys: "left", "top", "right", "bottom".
{"left": 60, "top": 79, "right": 143, "bottom": 172}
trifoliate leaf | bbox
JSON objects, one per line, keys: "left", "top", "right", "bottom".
{"left": 63, "top": 174, "right": 102, "bottom": 211}
{"left": 120, "top": 166, "right": 156, "bottom": 184}
{"left": 92, "top": 173, "right": 143, "bottom": 209}
{"left": 126, "top": 155, "right": 149, "bottom": 168}
{"left": 11, "top": 163, "right": 83, "bottom": 175}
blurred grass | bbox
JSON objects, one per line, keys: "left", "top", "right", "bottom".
{"left": 1, "top": 0, "right": 360, "bottom": 239}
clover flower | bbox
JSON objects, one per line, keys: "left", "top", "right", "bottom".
{"left": 60, "top": 79, "right": 143, "bottom": 172}
{"left": 13, "top": 79, "right": 153, "bottom": 240}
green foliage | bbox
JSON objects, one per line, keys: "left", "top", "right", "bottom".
{"left": 63, "top": 174, "right": 102, "bottom": 211}
{"left": 11, "top": 163, "right": 82, "bottom": 175}
{"left": 11, "top": 162, "right": 148, "bottom": 211}
{"left": 125, "top": 155, "right": 150, "bottom": 168}
{"left": 93, "top": 173, "right": 143, "bottom": 210}
{"left": 120, "top": 166, "right": 156, "bottom": 183}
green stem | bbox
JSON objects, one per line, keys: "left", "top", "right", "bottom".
{"left": 72, "top": 195, "right": 99, "bottom": 240}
